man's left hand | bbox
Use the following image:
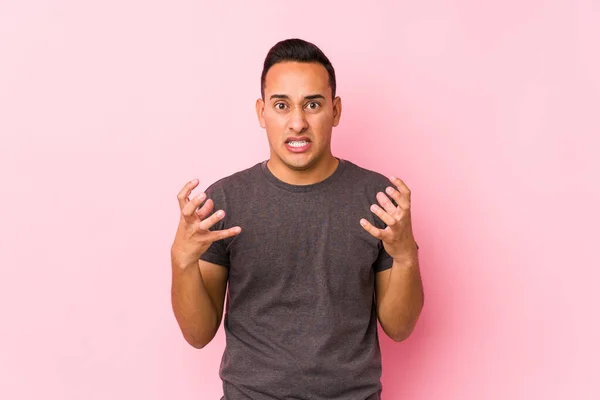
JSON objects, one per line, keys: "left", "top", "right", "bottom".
{"left": 360, "top": 175, "right": 418, "bottom": 263}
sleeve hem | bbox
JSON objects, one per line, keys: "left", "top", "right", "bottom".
{"left": 199, "top": 253, "right": 230, "bottom": 269}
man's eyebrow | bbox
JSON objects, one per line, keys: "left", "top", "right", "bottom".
{"left": 269, "top": 94, "right": 326, "bottom": 101}
{"left": 269, "top": 94, "right": 289, "bottom": 100}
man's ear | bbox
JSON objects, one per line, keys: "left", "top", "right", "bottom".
{"left": 332, "top": 96, "right": 342, "bottom": 127}
{"left": 256, "top": 98, "right": 266, "bottom": 128}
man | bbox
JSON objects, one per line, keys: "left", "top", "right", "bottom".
{"left": 170, "top": 38, "right": 424, "bottom": 400}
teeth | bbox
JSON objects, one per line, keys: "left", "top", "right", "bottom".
{"left": 288, "top": 141, "right": 307, "bottom": 147}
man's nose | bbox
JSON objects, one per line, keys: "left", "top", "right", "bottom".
{"left": 288, "top": 107, "right": 308, "bottom": 133}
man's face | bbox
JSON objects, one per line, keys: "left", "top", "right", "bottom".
{"left": 256, "top": 61, "right": 342, "bottom": 173}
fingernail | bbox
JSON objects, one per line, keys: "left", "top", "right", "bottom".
{"left": 389, "top": 175, "right": 396, "bottom": 181}
{"left": 386, "top": 187, "right": 394, "bottom": 194}
{"left": 360, "top": 219, "right": 367, "bottom": 226}
{"left": 216, "top": 210, "right": 224, "bottom": 217}
{"left": 370, "top": 205, "right": 378, "bottom": 212}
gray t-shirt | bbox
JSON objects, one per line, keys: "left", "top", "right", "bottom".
{"left": 201, "top": 159, "right": 394, "bottom": 400}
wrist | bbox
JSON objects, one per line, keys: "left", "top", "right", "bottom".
{"left": 392, "top": 253, "right": 419, "bottom": 269}
{"left": 170, "top": 246, "right": 199, "bottom": 271}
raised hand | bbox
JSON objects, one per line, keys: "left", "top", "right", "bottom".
{"left": 360, "top": 176, "right": 418, "bottom": 263}
{"left": 171, "top": 179, "right": 241, "bottom": 268}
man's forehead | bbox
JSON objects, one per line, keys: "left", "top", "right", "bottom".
{"left": 264, "top": 61, "right": 330, "bottom": 97}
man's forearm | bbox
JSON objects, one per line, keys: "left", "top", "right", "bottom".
{"left": 377, "top": 257, "right": 424, "bottom": 341}
{"left": 170, "top": 258, "right": 218, "bottom": 348}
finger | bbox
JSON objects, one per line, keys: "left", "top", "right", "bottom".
{"left": 370, "top": 204, "right": 397, "bottom": 227}
{"left": 376, "top": 192, "right": 401, "bottom": 218}
{"left": 389, "top": 175, "right": 411, "bottom": 202}
{"left": 177, "top": 179, "right": 200, "bottom": 209}
{"left": 385, "top": 186, "right": 410, "bottom": 211}
{"left": 181, "top": 193, "right": 206, "bottom": 222}
{"left": 195, "top": 198, "right": 214, "bottom": 220}
{"left": 360, "top": 218, "right": 385, "bottom": 239}
{"left": 199, "top": 209, "right": 227, "bottom": 231}
{"left": 207, "top": 226, "right": 242, "bottom": 242}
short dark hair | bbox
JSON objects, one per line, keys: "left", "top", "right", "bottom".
{"left": 260, "top": 38, "right": 336, "bottom": 99}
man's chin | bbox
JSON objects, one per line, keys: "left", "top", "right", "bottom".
{"left": 284, "top": 162, "right": 313, "bottom": 171}
{"left": 282, "top": 157, "right": 317, "bottom": 172}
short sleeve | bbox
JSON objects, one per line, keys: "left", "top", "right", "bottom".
{"left": 198, "top": 186, "right": 231, "bottom": 268}
{"left": 373, "top": 241, "right": 420, "bottom": 273}
{"left": 373, "top": 241, "right": 393, "bottom": 273}
{"left": 199, "top": 237, "right": 230, "bottom": 268}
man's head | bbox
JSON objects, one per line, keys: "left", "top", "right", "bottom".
{"left": 256, "top": 39, "right": 342, "bottom": 180}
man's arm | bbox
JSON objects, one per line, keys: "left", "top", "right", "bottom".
{"left": 171, "top": 259, "right": 228, "bottom": 348}
{"left": 360, "top": 175, "right": 424, "bottom": 342}
{"left": 170, "top": 179, "right": 241, "bottom": 349}
{"left": 375, "top": 256, "right": 424, "bottom": 342}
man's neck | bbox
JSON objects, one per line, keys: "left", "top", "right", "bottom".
{"left": 266, "top": 156, "right": 339, "bottom": 186}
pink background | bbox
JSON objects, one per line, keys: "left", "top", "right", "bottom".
{"left": 1, "top": 1, "right": 599, "bottom": 399}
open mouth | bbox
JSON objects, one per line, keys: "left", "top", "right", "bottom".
{"left": 287, "top": 140, "right": 309, "bottom": 148}
{"left": 285, "top": 138, "right": 311, "bottom": 153}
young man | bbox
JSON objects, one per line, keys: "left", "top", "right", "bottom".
{"left": 170, "top": 38, "right": 424, "bottom": 400}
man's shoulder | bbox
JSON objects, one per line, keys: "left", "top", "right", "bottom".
{"left": 341, "top": 159, "right": 391, "bottom": 189}
{"left": 204, "top": 161, "right": 264, "bottom": 195}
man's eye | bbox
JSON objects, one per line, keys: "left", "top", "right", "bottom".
{"left": 275, "top": 103, "right": 287, "bottom": 110}
{"left": 306, "top": 102, "right": 320, "bottom": 110}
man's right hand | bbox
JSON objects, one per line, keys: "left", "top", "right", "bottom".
{"left": 171, "top": 179, "right": 241, "bottom": 269}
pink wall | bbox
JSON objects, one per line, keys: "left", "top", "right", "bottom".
{"left": 1, "top": 1, "right": 598, "bottom": 399}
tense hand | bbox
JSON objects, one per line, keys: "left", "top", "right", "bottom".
{"left": 171, "top": 179, "right": 241, "bottom": 268}
{"left": 360, "top": 176, "right": 417, "bottom": 263}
